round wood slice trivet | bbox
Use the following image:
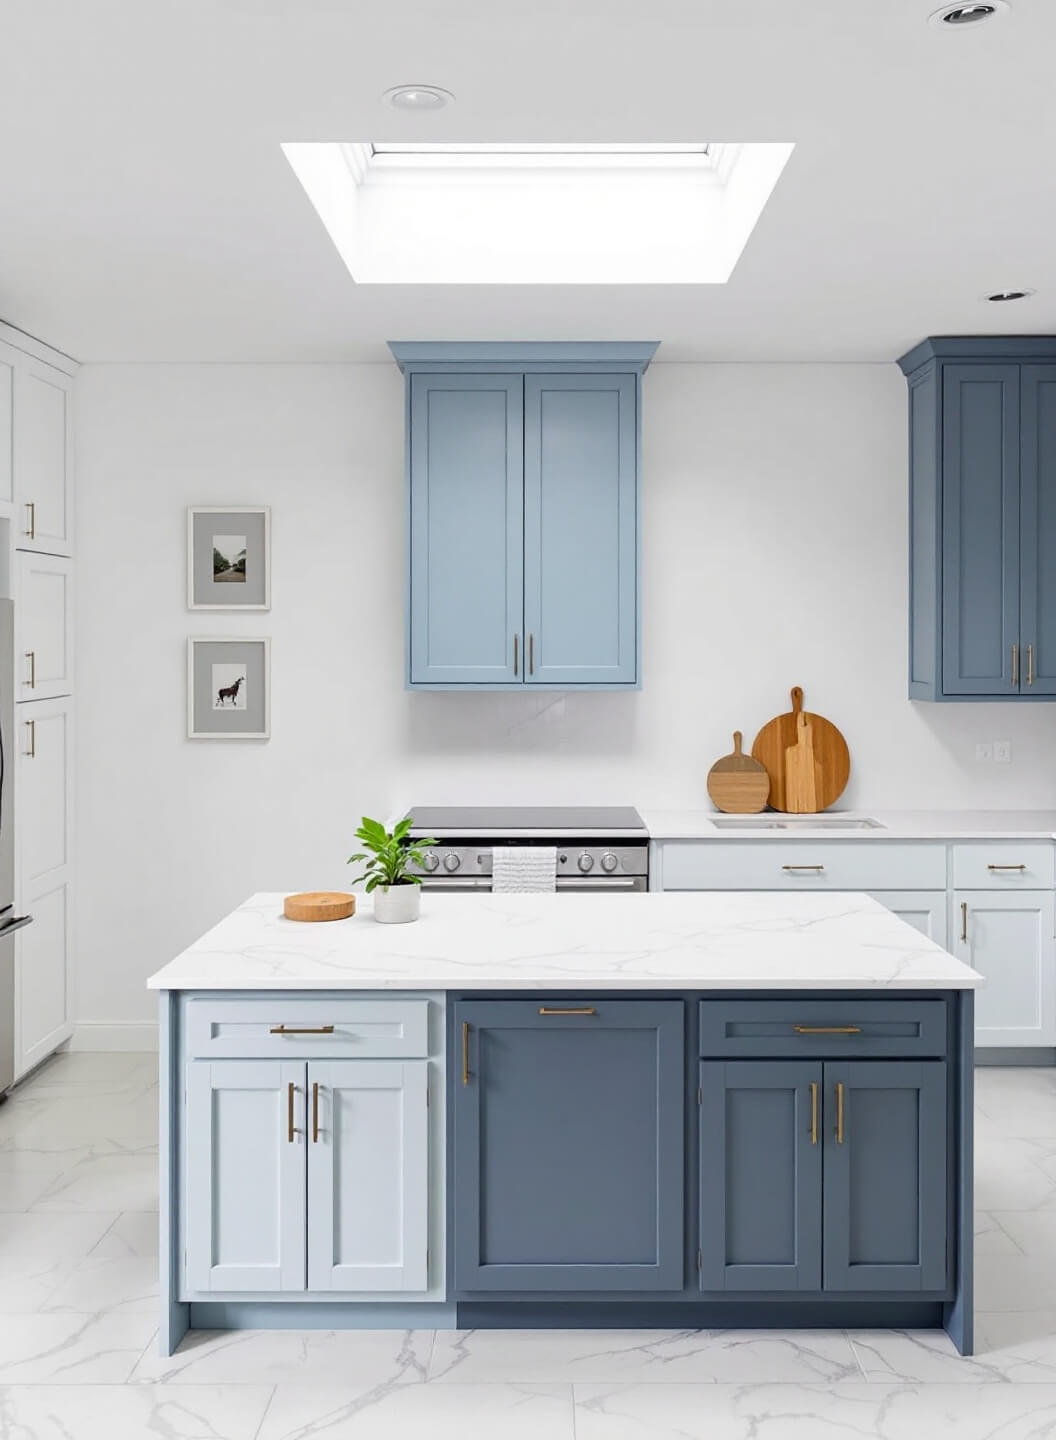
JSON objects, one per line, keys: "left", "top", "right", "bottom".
{"left": 283, "top": 892, "right": 356, "bottom": 923}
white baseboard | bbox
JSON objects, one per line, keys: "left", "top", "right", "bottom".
{"left": 65, "top": 1023, "right": 159, "bottom": 1053}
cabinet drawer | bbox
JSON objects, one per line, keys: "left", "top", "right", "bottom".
{"left": 184, "top": 996, "right": 431, "bottom": 1059}
{"left": 698, "top": 1000, "right": 948, "bottom": 1058}
{"left": 951, "top": 843, "right": 1055, "bottom": 890}
{"left": 660, "top": 842, "right": 946, "bottom": 892}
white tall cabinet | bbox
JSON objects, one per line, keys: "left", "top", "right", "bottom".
{"left": 0, "top": 322, "right": 76, "bottom": 1078}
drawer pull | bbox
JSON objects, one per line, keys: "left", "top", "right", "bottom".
{"left": 961, "top": 900, "right": 968, "bottom": 943}
{"left": 462, "top": 1020, "right": 470, "bottom": 1087}
{"left": 312, "top": 1081, "right": 320, "bottom": 1143}
{"left": 287, "top": 1082, "right": 297, "bottom": 1143}
{"left": 24, "top": 501, "right": 35, "bottom": 540}
{"left": 794, "top": 1025, "right": 861, "bottom": 1035}
{"left": 269, "top": 1024, "right": 335, "bottom": 1035}
{"left": 810, "top": 1081, "right": 819, "bottom": 1146}
{"left": 538, "top": 1007, "right": 597, "bottom": 1016}
{"left": 1028, "top": 643, "right": 1036, "bottom": 687}
{"left": 24, "top": 652, "right": 35, "bottom": 690}
{"left": 782, "top": 864, "right": 825, "bottom": 872}
{"left": 1012, "top": 642, "right": 1020, "bottom": 688}
{"left": 835, "top": 1081, "right": 845, "bottom": 1144}
{"left": 25, "top": 720, "right": 36, "bottom": 759}
{"left": 987, "top": 864, "right": 1027, "bottom": 872}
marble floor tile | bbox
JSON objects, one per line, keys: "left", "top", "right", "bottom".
{"left": 0, "top": 1211, "right": 119, "bottom": 1258}
{"left": 130, "top": 1328, "right": 434, "bottom": 1387}
{"left": 975, "top": 1210, "right": 1023, "bottom": 1256}
{"left": 257, "top": 1382, "right": 574, "bottom": 1440}
{"left": 977, "top": 1311, "right": 1056, "bottom": 1348}
{"left": 0, "top": 1254, "right": 79, "bottom": 1312}
{"left": 572, "top": 1383, "right": 1056, "bottom": 1438}
{"left": 849, "top": 1328, "right": 1020, "bottom": 1383}
{"left": 0, "top": 1313, "right": 157, "bottom": 1383}
{"left": 988, "top": 1208, "right": 1056, "bottom": 1257}
{"left": 976, "top": 1255, "right": 1056, "bottom": 1311}
{"left": 11, "top": 1052, "right": 158, "bottom": 1097}
{"left": 0, "top": 1383, "right": 271, "bottom": 1439}
{"left": 89, "top": 1210, "right": 158, "bottom": 1258}
{"left": 0, "top": 1090, "right": 158, "bottom": 1144}
{"left": 42, "top": 1256, "right": 159, "bottom": 1315}
{"left": 0, "top": 1167, "right": 66, "bottom": 1211}
{"left": 31, "top": 1147, "right": 159, "bottom": 1213}
{"left": 428, "top": 1329, "right": 861, "bottom": 1385}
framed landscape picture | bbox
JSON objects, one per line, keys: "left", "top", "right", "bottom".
{"left": 187, "top": 506, "right": 271, "bottom": 610}
{"left": 188, "top": 637, "right": 270, "bottom": 740}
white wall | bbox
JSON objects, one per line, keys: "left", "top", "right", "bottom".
{"left": 74, "top": 361, "right": 1056, "bottom": 1030}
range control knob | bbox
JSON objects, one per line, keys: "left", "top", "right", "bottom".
{"left": 421, "top": 852, "right": 440, "bottom": 873}
{"left": 577, "top": 852, "right": 595, "bottom": 873}
{"left": 443, "top": 852, "right": 462, "bottom": 873}
{"left": 600, "top": 852, "right": 619, "bottom": 873}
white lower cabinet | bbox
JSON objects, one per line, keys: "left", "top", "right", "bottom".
{"left": 184, "top": 1056, "right": 430, "bottom": 1296}
{"left": 868, "top": 891, "right": 948, "bottom": 948}
{"left": 953, "top": 890, "right": 1056, "bottom": 1048}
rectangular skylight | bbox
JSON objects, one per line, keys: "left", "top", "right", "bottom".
{"left": 282, "top": 140, "right": 793, "bottom": 285}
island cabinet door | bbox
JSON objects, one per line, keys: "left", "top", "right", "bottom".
{"left": 698, "top": 1061, "right": 823, "bottom": 1292}
{"left": 306, "top": 1060, "right": 429, "bottom": 1292}
{"left": 822, "top": 1061, "right": 948, "bottom": 1292}
{"left": 185, "top": 1061, "right": 306, "bottom": 1293}
{"left": 452, "top": 1000, "right": 684, "bottom": 1292}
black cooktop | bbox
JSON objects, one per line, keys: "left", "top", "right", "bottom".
{"left": 407, "top": 806, "right": 645, "bottom": 833}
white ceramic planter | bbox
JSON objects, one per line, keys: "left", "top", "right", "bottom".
{"left": 373, "top": 884, "right": 421, "bottom": 924}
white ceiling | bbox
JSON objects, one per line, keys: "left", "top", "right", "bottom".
{"left": 1, "top": 0, "right": 1053, "bottom": 363}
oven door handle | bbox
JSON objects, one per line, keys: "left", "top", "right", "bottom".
{"left": 555, "top": 876, "right": 640, "bottom": 889}
{"left": 420, "top": 877, "right": 492, "bottom": 890}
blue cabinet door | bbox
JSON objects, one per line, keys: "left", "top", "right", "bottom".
{"left": 822, "top": 1061, "right": 948, "bottom": 1292}
{"left": 1020, "top": 366, "right": 1056, "bottom": 694}
{"left": 408, "top": 374, "right": 523, "bottom": 685}
{"left": 698, "top": 1061, "right": 822, "bottom": 1291}
{"left": 523, "top": 374, "right": 638, "bottom": 686}
{"left": 941, "top": 364, "right": 1021, "bottom": 695}
{"left": 452, "top": 1000, "right": 684, "bottom": 1292}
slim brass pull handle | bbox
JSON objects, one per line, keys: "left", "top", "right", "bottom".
{"left": 961, "top": 900, "right": 968, "bottom": 943}
{"left": 24, "top": 501, "right": 35, "bottom": 540}
{"left": 987, "top": 864, "right": 1026, "bottom": 871}
{"left": 462, "top": 1020, "right": 470, "bottom": 1086}
{"left": 782, "top": 864, "right": 825, "bottom": 872}
{"left": 287, "top": 1081, "right": 297, "bottom": 1143}
{"left": 538, "top": 1007, "right": 597, "bottom": 1016}
{"left": 529, "top": 634, "right": 535, "bottom": 675}
{"left": 312, "top": 1082, "right": 320, "bottom": 1143}
{"left": 24, "top": 652, "right": 35, "bottom": 690}
{"left": 269, "top": 1024, "right": 335, "bottom": 1035}
{"left": 794, "top": 1025, "right": 862, "bottom": 1035}
{"left": 25, "top": 720, "right": 36, "bottom": 759}
{"left": 835, "top": 1082, "right": 845, "bottom": 1144}
{"left": 810, "top": 1081, "right": 819, "bottom": 1146}
{"left": 1012, "top": 642, "right": 1020, "bottom": 687}
{"left": 1028, "top": 643, "right": 1036, "bottom": 687}
{"left": 513, "top": 634, "right": 519, "bottom": 677}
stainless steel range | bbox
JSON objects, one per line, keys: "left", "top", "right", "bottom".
{"left": 406, "top": 806, "right": 649, "bottom": 892}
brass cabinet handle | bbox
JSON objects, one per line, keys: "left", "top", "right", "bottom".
{"left": 24, "top": 501, "right": 35, "bottom": 539}
{"left": 988, "top": 864, "right": 1026, "bottom": 871}
{"left": 462, "top": 1020, "right": 470, "bottom": 1086}
{"left": 794, "top": 1025, "right": 862, "bottom": 1035}
{"left": 810, "top": 1081, "right": 819, "bottom": 1146}
{"left": 287, "top": 1081, "right": 297, "bottom": 1143}
{"left": 835, "top": 1082, "right": 845, "bottom": 1144}
{"left": 1028, "top": 643, "right": 1036, "bottom": 687}
{"left": 269, "top": 1024, "right": 335, "bottom": 1035}
{"left": 24, "top": 652, "right": 35, "bottom": 690}
{"left": 538, "top": 1006, "right": 597, "bottom": 1016}
{"left": 1012, "top": 642, "right": 1020, "bottom": 687}
{"left": 513, "top": 634, "right": 519, "bottom": 676}
{"left": 782, "top": 864, "right": 825, "bottom": 872}
{"left": 529, "top": 634, "right": 535, "bottom": 675}
{"left": 961, "top": 900, "right": 968, "bottom": 943}
{"left": 25, "top": 720, "right": 36, "bottom": 759}
{"left": 312, "top": 1082, "right": 320, "bottom": 1143}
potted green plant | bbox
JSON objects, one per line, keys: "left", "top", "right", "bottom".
{"left": 347, "top": 815, "right": 437, "bottom": 924}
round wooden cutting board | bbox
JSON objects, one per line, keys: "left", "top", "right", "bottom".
{"left": 751, "top": 687, "right": 850, "bottom": 813}
{"left": 706, "top": 731, "right": 771, "bottom": 814}
{"left": 283, "top": 892, "right": 357, "bottom": 923}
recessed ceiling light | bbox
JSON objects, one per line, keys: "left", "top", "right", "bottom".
{"left": 929, "top": 1, "right": 1009, "bottom": 26}
{"left": 985, "top": 288, "right": 1035, "bottom": 302}
{"left": 382, "top": 85, "right": 454, "bottom": 112}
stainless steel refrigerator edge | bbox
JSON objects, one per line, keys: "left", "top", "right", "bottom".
{"left": 0, "top": 599, "right": 33, "bottom": 1095}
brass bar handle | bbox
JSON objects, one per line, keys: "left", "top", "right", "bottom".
{"left": 782, "top": 864, "right": 825, "bottom": 872}
{"left": 269, "top": 1024, "right": 335, "bottom": 1035}
{"left": 1028, "top": 643, "right": 1036, "bottom": 687}
{"left": 513, "top": 634, "right": 519, "bottom": 677}
{"left": 835, "top": 1081, "right": 845, "bottom": 1145}
{"left": 529, "top": 634, "right": 535, "bottom": 675}
{"left": 25, "top": 720, "right": 36, "bottom": 759}
{"left": 25, "top": 652, "right": 35, "bottom": 690}
{"left": 1012, "top": 642, "right": 1019, "bottom": 687}
{"left": 24, "top": 501, "right": 35, "bottom": 540}
{"left": 312, "top": 1082, "right": 320, "bottom": 1143}
{"left": 287, "top": 1082, "right": 296, "bottom": 1143}
{"left": 961, "top": 900, "right": 968, "bottom": 943}
{"left": 810, "top": 1081, "right": 819, "bottom": 1146}
{"left": 538, "top": 1007, "right": 597, "bottom": 1016}
{"left": 987, "top": 864, "right": 1026, "bottom": 871}
{"left": 462, "top": 1020, "right": 470, "bottom": 1087}
{"left": 793, "top": 1025, "right": 862, "bottom": 1035}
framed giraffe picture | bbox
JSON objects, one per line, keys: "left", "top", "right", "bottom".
{"left": 187, "top": 637, "right": 270, "bottom": 740}
{"left": 187, "top": 506, "right": 271, "bottom": 610}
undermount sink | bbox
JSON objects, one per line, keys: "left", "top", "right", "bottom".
{"left": 710, "top": 816, "right": 886, "bottom": 831}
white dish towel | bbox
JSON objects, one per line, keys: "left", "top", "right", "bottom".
{"left": 491, "top": 846, "right": 558, "bottom": 893}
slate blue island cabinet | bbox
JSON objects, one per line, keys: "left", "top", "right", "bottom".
{"left": 898, "top": 337, "right": 1056, "bottom": 700}
{"left": 389, "top": 342, "right": 657, "bottom": 689}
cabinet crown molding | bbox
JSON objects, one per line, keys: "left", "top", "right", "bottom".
{"left": 388, "top": 341, "right": 659, "bottom": 375}
{"left": 899, "top": 335, "right": 1056, "bottom": 374}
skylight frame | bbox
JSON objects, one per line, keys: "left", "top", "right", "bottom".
{"left": 346, "top": 142, "right": 724, "bottom": 175}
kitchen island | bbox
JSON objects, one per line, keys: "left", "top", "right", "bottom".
{"left": 148, "top": 891, "right": 982, "bottom": 1356}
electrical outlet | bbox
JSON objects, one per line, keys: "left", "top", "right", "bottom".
{"left": 975, "top": 743, "right": 993, "bottom": 763}
{"left": 994, "top": 740, "right": 1012, "bottom": 763}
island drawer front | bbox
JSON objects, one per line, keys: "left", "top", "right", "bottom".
{"left": 698, "top": 1000, "right": 948, "bottom": 1058}
{"left": 183, "top": 997, "right": 431, "bottom": 1059}
{"left": 660, "top": 843, "right": 947, "bottom": 892}
{"left": 952, "top": 843, "right": 1056, "bottom": 890}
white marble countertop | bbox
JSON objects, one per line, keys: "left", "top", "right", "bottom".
{"left": 642, "top": 809, "right": 1056, "bottom": 840}
{"left": 147, "top": 891, "right": 982, "bottom": 992}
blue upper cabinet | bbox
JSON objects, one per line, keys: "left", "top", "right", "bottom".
{"left": 899, "top": 337, "right": 1056, "bottom": 701}
{"left": 392, "top": 343, "right": 657, "bottom": 690}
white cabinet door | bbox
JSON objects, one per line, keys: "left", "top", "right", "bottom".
{"left": 15, "top": 552, "right": 72, "bottom": 702}
{"left": 13, "top": 360, "right": 72, "bottom": 556}
{"left": 307, "top": 1060, "right": 429, "bottom": 1292}
{"left": 185, "top": 1060, "right": 307, "bottom": 1293}
{"left": 15, "top": 696, "right": 72, "bottom": 1074}
{"left": 869, "top": 891, "right": 949, "bottom": 949}
{"left": 0, "top": 358, "right": 12, "bottom": 505}
{"left": 954, "top": 890, "right": 1056, "bottom": 1047}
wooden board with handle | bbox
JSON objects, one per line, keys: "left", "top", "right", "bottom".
{"left": 284, "top": 891, "right": 357, "bottom": 923}
{"left": 706, "top": 730, "right": 771, "bottom": 814}
{"left": 751, "top": 687, "right": 850, "bottom": 813}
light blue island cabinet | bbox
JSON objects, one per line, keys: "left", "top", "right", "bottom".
{"left": 391, "top": 342, "right": 656, "bottom": 690}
